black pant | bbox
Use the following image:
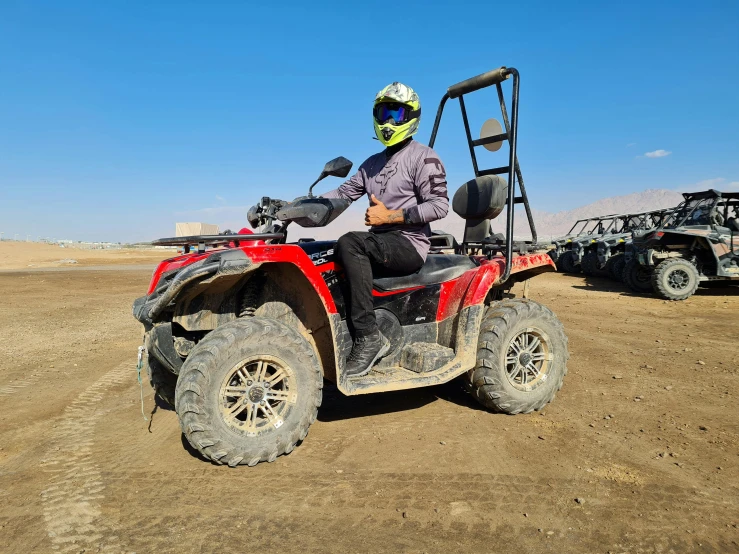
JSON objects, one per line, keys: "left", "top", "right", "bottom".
{"left": 335, "top": 231, "right": 424, "bottom": 337}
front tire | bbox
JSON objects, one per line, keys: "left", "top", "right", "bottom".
{"left": 582, "top": 252, "right": 609, "bottom": 277}
{"left": 466, "top": 299, "right": 569, "bottom": 414}
{"left": 606, "top": 253, "right": 626, "bottom": 281}
{"left": 175, "top": 317, "right": 322, "bottom": 467}
{"left": 146, "top": 356, "right": 177, "bottom": 408}
{"left": 623, "top": 259, "right": 653, "bottom": 293}
{"left": 558, "top": 251, "right": 580, "bottom": 274}
{"left": 651, "top": 258, "right": 700, "bottom": 300}
{"left": 580, "top": 252, "right": 595, "bottom": 276}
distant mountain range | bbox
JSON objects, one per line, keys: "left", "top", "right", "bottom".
{"left": 291, "top": 188, "right": 685, "bottom": 243}
{"left": 435, "top": 188, "right": 684, "bottom": 241}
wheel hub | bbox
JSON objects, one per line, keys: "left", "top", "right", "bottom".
{"left": 505, "top": 328, "right": 552, "bottom": 391}
{"left": 248, "top": 386, "right": 265, "bottom": 403}
{"left": 668, "top": 269, "right": 689, "bottom": 290}
{"left": 218, "top": 357, "right": 296, "bottom": 436}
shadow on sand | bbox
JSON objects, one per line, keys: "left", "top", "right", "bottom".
{"left": 561, "top": 271, "right": 739, "bottom": 298}
{"left": 174, "top": 378, "right": 485, "bottom": 464}
{"left": 317, "top": 378, "right": 486, "bottom": 423}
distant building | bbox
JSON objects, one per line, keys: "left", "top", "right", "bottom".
{"left": 175, "top": 222, "right": 219, "bottom": 237}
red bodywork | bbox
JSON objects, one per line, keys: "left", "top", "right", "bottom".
{"left": 147, "top": 245, "right": 555, "bottom": 319}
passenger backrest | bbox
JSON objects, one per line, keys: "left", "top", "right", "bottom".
{"left": 452, "top": 175, "right": 507, "bottom": 244}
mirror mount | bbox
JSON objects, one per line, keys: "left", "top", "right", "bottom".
{"left": 308, "top": 156, "right": 353, "bottom": 198}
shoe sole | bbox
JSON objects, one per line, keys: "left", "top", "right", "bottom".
{"left": 347, "top": 337, "right": 391, "bottom": 379}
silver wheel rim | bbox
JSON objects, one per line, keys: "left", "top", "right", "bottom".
{"left": 504, "top": 328, "right": 553, "bottom": 391}
{"left": 219, "top": 355, "right": 297, "bottom": 437}
{"left": 667, "top": 268, "right": 690, "bottom": 291}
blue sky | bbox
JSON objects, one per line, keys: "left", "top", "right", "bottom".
{"left": 1, "top": 0, "right": 737, "bottom": 242}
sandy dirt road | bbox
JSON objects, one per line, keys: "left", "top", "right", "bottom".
{"left": 0, "top": 265, "right": 737, "bottom": 553}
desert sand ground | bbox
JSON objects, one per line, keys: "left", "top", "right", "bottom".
{"left": 0, "top": 241, "right": 173, "bottom": 270}
{"left": 0, "top": 244, "right": 737, "bottom": 553}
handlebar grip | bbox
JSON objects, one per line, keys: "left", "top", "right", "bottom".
{"left": 447, "top": 67, "right": 509, "bottom": 98}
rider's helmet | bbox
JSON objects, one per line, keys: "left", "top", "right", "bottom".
{"left": 373, "top": 82, "right": 421, "bottom": 147}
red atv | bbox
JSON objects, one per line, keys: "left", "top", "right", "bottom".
{"left": 133, "top": 66, "right": 569, "bottom": 467}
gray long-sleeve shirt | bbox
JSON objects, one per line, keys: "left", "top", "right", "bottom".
{"left": 322, "top": 139, "right": 449, "bottom": 261}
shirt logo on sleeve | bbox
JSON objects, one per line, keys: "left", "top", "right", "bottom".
{"left": 424, "top": 157, "right": 447, "bottom": 188}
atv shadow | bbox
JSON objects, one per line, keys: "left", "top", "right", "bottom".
{"left": 567, "top": 273, "right": 652, "bottom": 298}
{"left": 174, "top": 381, "right": 490, "bottom": 464}
{"left": 318, "top": 378, "right": 485, "bottom": 423}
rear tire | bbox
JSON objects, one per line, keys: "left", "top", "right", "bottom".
{"left": 651, "top": 258, "right": 700, "bottom": 300}
{"left": 623, "top": 259, "right": 653, "bottom": 293}
{"left": 558, "top": 251, "right": 580, "bottom": 274}
{"left": 175, "top": 317, "right": 322, "bottom": 467}
{"left": 466, "top": 299, "right": 568, "bottom": 414}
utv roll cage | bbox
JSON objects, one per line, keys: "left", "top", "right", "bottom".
{"left": 662, "top": 189, "right": 739, "bottom": 229}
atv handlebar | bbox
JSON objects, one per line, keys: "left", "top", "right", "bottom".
{"left": 447, "top": 67, "right": 509, "bottom": 98}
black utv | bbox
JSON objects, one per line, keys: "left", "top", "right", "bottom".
{"left": 549, "top": 215, "right": 619, "bottom": 274}
{"left": 625, "top": 190, "right": 739, "bottom": 300}
{"left": 595, "top": 208, "right": 674, "bottom": 281}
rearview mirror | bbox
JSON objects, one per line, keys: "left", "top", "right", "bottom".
{"left": 729, "top": 218, "right": 739, "bottom": 232}
{"left": 321, "top": 156, "right": 353, "bottom": 178}
{"left": 308, "top": 156, "right": 353, "bottom": 197}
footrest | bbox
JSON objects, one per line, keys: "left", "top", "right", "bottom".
{"left": 400, "top": 343, "right": 455, "bottom": 374}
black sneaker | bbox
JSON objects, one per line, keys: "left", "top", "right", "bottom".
{"left": 344, "top": 332, "right": 390, "bottom": 378}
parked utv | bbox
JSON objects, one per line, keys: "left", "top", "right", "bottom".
{"left": 567, "top": 215, "right": 624, "bottom": 275}
{"left": 133, "top": 67, "right": 569, "bottom": 467}
{"left": 592, "top": 209, "right": 674, "bottom": 281}
{"left": 547, "top": 218, "right": 596, "bottom": 267}
{"left": 625, "top": 190, "right": 739, "bottom": 299}
{"left": 549, "top": 215, "right": 619, "bottom": 274}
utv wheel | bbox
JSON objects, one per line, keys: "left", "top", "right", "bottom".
{"left": 175, "top": 317, "right": 322, "bottom": 467}
{"left": 580, "top": 252, "right": 595, "bottom": 276}
{"left": 558, "top": 251, "right": 580, "bottom": 274}
{"left": 606, "top": 253, "right": 626, "bottom": 281}
{"left": 651, "top": 258, "right": 700, "bottom": 301}
{"left": 582, "top": 252, "right": 608, "bottom": 277}
{"left": 466, "top": 299, "right": 568, "bottom": 414}
{"left": 146, "top": 356, "right": 177, "bottom": 408}
{"left": 623, "top": 259, "right": 653, "bottom": 293}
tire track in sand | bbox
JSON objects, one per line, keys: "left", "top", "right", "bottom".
{"left": 40, "top": 361, "right": 133, "bottom": 553}
{"left": 0, "top": 373, "right": 42, "bottom": 395}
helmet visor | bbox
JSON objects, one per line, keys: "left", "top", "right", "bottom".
{"left": 374, "top": 102, "right": 409, "bottom": 125}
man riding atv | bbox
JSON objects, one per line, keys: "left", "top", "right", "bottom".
{"left": 323, "top": 82, "right": 450, "bottom": 377}
{"left": 135, "top": 65, "right": 570, "bottom": 467}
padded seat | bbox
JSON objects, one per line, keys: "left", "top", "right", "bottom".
{"left": 373, "top": 254, "right": 478, "bottom": 292}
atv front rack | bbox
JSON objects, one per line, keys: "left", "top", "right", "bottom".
{"left": 151, "top": 233, "right": 285, "bottom": 252}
